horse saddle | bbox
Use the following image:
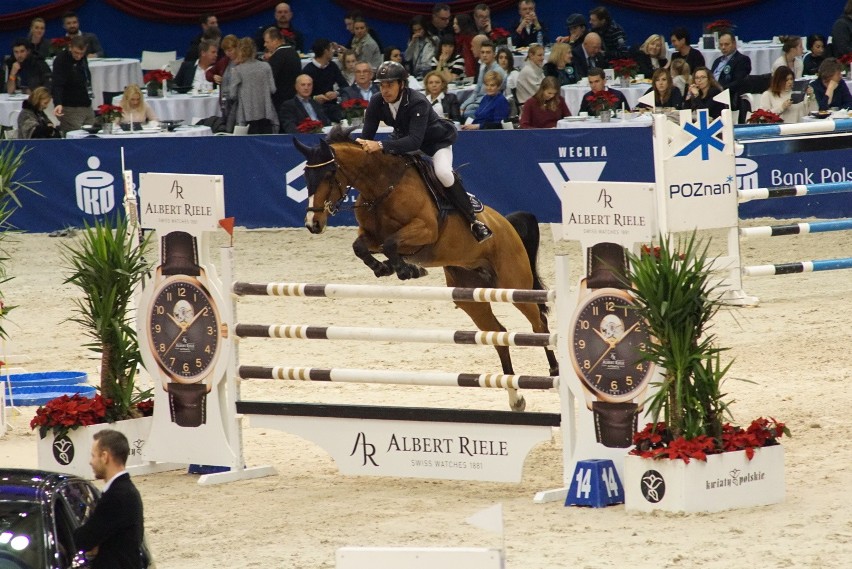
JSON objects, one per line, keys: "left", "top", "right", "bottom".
{"left": 405, "top": 154, "right": 485, "bottom": 218}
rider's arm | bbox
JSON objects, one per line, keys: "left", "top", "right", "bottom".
{"left": 360, "top": 94, "right": 382, "bottom": 140}
{"left": 382, "top": 97, "right": 429, "bottom": 154}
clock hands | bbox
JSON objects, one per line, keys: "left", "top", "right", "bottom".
{"left": 589, "top": 319, "right": 639, "bottom": 373}
{"left": 162, "top": 306, "right": 209, "bottom": 356}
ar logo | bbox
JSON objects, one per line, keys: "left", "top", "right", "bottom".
{"left": 350, "top": 432, "right": 379, "bottom": 467}
{"left": 52, "top": 436, "right": 75, "bottom": 465}
{"left": 640, "top": 469, "right": 666, "bottom": 503}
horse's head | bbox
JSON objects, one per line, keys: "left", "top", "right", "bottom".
{"left": 293, "top": 136, "right": 339, "bottom": 234}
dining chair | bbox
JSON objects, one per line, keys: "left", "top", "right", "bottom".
{"left": 140, "top": 50, "right": 177, "bottom": 71}
{"left": 167, "top": 59, "right": 184, "bottom": 77}
{"left": 5, "top": 110, "right": 20, "bottom": 139}
{"left": 233, "top": 125, "right": 250, "bottom": 135}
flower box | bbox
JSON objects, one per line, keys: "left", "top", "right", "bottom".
{"left": 623, "top": 444, "right": 784, "bottom": 513}
{"left": 37, "top": 417, "right": 154, "bottom": 479}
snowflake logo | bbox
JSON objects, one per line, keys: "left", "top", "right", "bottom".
{"left": 674, "top": 109, "right": 725, "bottom": 161}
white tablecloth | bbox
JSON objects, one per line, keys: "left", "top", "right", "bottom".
{"left": 561, "top": 84, "right": 649, "bottom": 116}
{"left": 88, "top": 58, "right": 143, "bottom": 107}
{"left": 116, "top": 93, "right": 220, "bottom": 123}
{"left": 557, "top": 114, "right": 652, "bottom": 128}
{"left": 65, "top": 125, "right": 212, "bottom": 138}
{"left": 0, "top": 94, "right": 27, "bottom": 127}
{"left": 679, "top": 42, "right": 783, "bottom": 76}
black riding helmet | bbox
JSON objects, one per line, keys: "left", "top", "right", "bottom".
{"left": 375, "top": 61, "right": 409, "bottom": 82}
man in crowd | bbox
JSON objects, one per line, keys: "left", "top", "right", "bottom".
{"left": 73, "top": 430, "right": 145, "bottom": 569}
{"left": 7, "top": 39, "right": 51, "bottom": 94}
{"left": 425, "top": 3, "right": 454, "bottom": 45}
{"left": 578, "top": 66, "right": 630, "bottom": 116}
{"left": 556, "top": 13, "right": 587, "bottom": 47}
{"left": 340, "top": 61, "right": 378, "bottom": 102}
{"left": 513, "top": 0, "right": 546, "bottom": 48}
{"left": 710, "top": 32, "right": 751, "bottom": 109}
{"left": 279, "top": 74, "right": 330, "bottom": 133}
{"left": 351, "top": 18, "right": 382, "bottom": 70}
{"left": 473, "top": 4, "right": 492, "bottom": 35}
{"left": 589, "top": 6, "right": 628, "bottom": 61}
{"left": 303, "top": 38, "right": 349, "bottom": 122}
{"left": 186, "top": 13, "right": 219, "bottom": 62}
{"left": 460, "top": 39, "right": 505, "bottom": 119}
{"left": 256, "top": 3, "right": 304, "bottom": 52}
{"left": 342, "top": 10, "right": 383, "bottom": 53}
{"left": 265, "top": 27, "right": 301, "bottom": 109}
{"left": 174, "top": 39, "right": 217, "bottom": 91}
{"left": 670, "top": 26, "right": 705, "bottom": 72}
{"left": 52, "top": 35, "right": 93, "bottom": 135}
{"left": 63, "top": 11, "right": 103, "bottom": 58}
{"left": 572, "top": 32, "right": 603, "bottom": 78}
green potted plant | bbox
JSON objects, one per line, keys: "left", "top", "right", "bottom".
{"left": 621, "top": 232, "right": 788, "bottom": 513}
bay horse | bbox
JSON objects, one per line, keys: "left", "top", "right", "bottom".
{"left": 293, "top": 126, "right": 557, "bottom": 411}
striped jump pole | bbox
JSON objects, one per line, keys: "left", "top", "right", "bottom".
{"left": 235, "top": 323, "right": 556, "bottom": 348}
{"left": 734, "top": 117, "right": 852, "bottom": 140}
{"left": 233, "top": 281, "right": 554, "bottom": 304}
{"left": 738, "top": 181, "right": 852, "bottom": 203}
{"left": 238, "top": 365, "right": 558, "bottom": 390}
{"left": 739, "top": 218, "right": 852, "bottom": 238}
{"left": 743, "top": 257, "right": 852, "bottom": 277}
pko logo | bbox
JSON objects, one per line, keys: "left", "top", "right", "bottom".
{"left": 285, "top": 161, "right": 308, "bottom": 203}
{"left": 75, "top": 156, "right": 115, "bottom": 214}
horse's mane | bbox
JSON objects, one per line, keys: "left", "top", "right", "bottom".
{"left": 325, "top": 124, "right": 359, "bottom": 145}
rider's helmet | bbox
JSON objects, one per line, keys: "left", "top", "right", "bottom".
{"left": 375, "top": 61, "right": 409, "bottom": 83}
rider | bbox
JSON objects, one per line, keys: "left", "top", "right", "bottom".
{"left": 356, "top": 61, "right": 493, "bottom": 242}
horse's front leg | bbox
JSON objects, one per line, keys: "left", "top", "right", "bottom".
{"left": 382, "top": 222, "right": 434, "bottom": 280}
{"left": 353, "top": 234, "right": 393, "bottom": 277}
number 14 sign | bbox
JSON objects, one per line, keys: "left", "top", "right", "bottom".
{"left": 565, "top": 458, "right": 624, "bottom": 507}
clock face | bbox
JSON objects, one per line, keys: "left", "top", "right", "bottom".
{"left": 569, "top": 290, "right": 652, "bottom": 401}
{"left": 148, "top": 279, "right": 220, "bottom": 381}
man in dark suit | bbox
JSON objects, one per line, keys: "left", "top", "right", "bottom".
{"left": 578, "top": 67, "right": 630, "bottom": 116}
{"left": 710, "top": 32, "right": 751, "bottom": 109}
{"left": 62, "top": 11, "right": 104, "bottom": 58}
{"left": 174, "top": 39, "right": 218, "bottom": 91}
{"left": 572, "top": 32, "right": 603, "bottom": 79}
{"left": 74, "top": 429, "right": 145, "bottom": 569}
{"left": 339, "top": 61, "right": 378, "bottom": 102}
{"left": 280, "top": 74, "right": 330, "bottom": 133}
{"left": 265, "top": 27, "right": 302, "bottom": 109}
{"left": 254, "top": 2, "right": 305, "bottom": 52}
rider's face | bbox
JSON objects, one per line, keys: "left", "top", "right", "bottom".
{"left": 380, "top": 81, "right": 401, "bottom": 102}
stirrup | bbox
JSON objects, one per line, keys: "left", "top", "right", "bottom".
{"left": 471, "top": 220, "right": 493, "bottom": 243}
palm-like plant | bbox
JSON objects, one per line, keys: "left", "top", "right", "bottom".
{"left": 624, "top": 232, "right": 733, "bottom": 443}
{"left": 61, "top": 215, "right": 152, "bottom": 419}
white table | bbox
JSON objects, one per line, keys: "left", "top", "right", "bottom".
{"left": 0, "top": 94, "right": 27, "bottom": 127}
{"left": 681, "top": 42, "right": 783, "bottom": 76}
{"left": 561, "top": 84, "right": 649, "bottom": 116}
{"left": 116, "top": 92, "right": 220, "bottom": 123}
{"left": 65, "top": 125, "right": 212, "bottom": 138}
{"left": 47, "top": 57, "right": 143, "bottom": 107}
{"left": 557, "top": 114, "right": 652, "bottom": 128}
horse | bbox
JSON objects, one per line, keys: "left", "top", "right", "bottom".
{"left": 293, "top": 126, "right": 558, "bottom": 411}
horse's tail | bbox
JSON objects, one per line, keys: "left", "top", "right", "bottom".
{"left": 506, "top": 211, "right": 549, "bottom": 316}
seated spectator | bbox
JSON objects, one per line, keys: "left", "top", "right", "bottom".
{"left": 513, "top": 0, "right": 546, "bottom": 48}
{"left": 118, "top": 84, "right": 158, "bottom": 125}
{"left": 62, "top": 11, "right": 103, "bottom": 58}
{"left": 520, "top": 76, "right": 569, "bottom": 128}
{"left": 831, "top": 0, "right": 852, "bottom": 57}
{"left": 431, "top": 38, "right": 465, "bottom": 83}
{"left": 280, "top": 74, "right": 330, "bottom": 133}
{"left": 6, "top": 39, "right": 51, "bottom": 94}
{"left": 339, "top": 61, "right": 379, "bottom": 103}
{"left": 423, "top": 70, "right": 461, "bottom": 122}
{"left": 670, "top": 58, "right": 691, "bottom": 97}
{"left": 578, "top": 67, "right": 630, "bottom": 115}
{"left": 710, "top": 32, "right": 751, "bottom": 109}
{"left": 771, "top": 36, "right": 804, "bottom": 79}
{"left": 175, "top": 39, "right": 217, "bottom": 91}
{"left": 634, "top": 34, "right": 667, "bottom": 78}
{"left": 514, "top": 43, "right": 545, "bottom": 105}
{"left": 589, "top": 6, "right": 628, "bottom": 61}
{"left": 555, "top": 13, "right": 587, "bottom": 48}
{"left": 303, "top": 38, "right": 349, "bottom": 123}
{"left": 453, "top": 14, "right": 478, "bottom": 77}
{"left": 473, "top": 3, "right": 492, "bottom": 35}
{"left": 637, "top": 68, "right": 683, "bottom": 109}
{"left": 405, "top": 16, "right": 436, "bottom": 78}
{"left": 543, "top": 42, "right": 579, "bottom": 86}
{"left": 425, "top": 3, "right": 454, "bottom": 45}
{"left": 462, "top": 70, "right": 509, "bottom": 129}
{"left": 758, "top": 65, "right": 816, "bottom": 123}
{"left": 669, "top": 26, "right": 705, "bottom": 73}
{"left": 342, "top": 10, "right": 383, "bottom": 53}
{"left": 351, "top": 17, "right": 382, "bottom": 70}
{"left": 572, "top": 32, "right": 603, "bottom": 78}
{"left": 810, "top": 57, "right": 852, "bottom": 110}
{"left": 340, "top": 49, "right": 358, "bottom": 85}
{"left": 803, "top": 35, "right": 827, "bottom": 76}
{"left": 186, "top": 13, "right": 219, "bottom": 62}
{"left": 28, "top": 18, "right": 50, "bottom": 60}
{"left": 18, "top": 86, "right": 59, "bottom": 138}
{"left": 229, "top": 37, "right": 278, "bottom": 134}
{"left": 255, "top": 2, "right": 304, "bottom": 52}
{"left": 496, "top": 46, "right": 519, "bottom": 101}
{"left": 685, "top": 65, "right": 726, "bottom": 118}
{"left": 384, "top": 46, "right": 403, "bottom": 64}
{"left": 460, "top": 39, "right": 505, "bottom": 119}
{"left": 207, "top": 35, "right": 239, "bottom": 123}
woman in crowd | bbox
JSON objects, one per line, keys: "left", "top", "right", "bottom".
{"left": 431, "top": 38, "right": 465, "bottom": 83}
{"left": 771, "top": 36, "right": 804, "bottom": 78}
{"left": 638, "top": 68, "right": 683, "bottom": 109}
{"left": 207, "top": 34, "right": 239, "bottom": 122}
{"left": 542, "top": 42, "right": 578, "bottom": 86}
{"left": 383, "top": 45, "right": 403, "bottom": 64}
{"left": 810, "top": 58, "right": 852, "bottom": 110}
{"left": 18, "top": 86, "right": 59, "bottom": 138}
{"left": 496, "top": 46, "right": 519, "bottom": 101}
{"left": 228, "top": 37, "right": 278, "bottom": 134}
{"left": 28, "top": 18, "right": 50, "bottom": 60}
{"left": 515, "top": 43, "right": 545, "bottom": 105}
{"left": 670, "top": 58, "right": 691, "bottom": 96}
{"left": 118, "top": 84, "right": 158, "bottom": 126}
{"left": 634, "top": 34, "right": 667, "bottom": 78}
{"left": 803, "top": 34, "right": 827, "bottom": 76}
{"left": 758, "top": 65, "right": 816, "bottom": 123}
{"left": 453, "top": 14, "right": 478, "bottom": 77}
{"left": 462, "top": 71, "right": 509, "bottom": 129}
{"left": 685, "top": 65, "right": 726, "bottom": 118}
{"left": 405, "top": 16, "right": 436, "bottom": 78}
{"left": 339, "top": 50, "right": 358, "bottom": 85}
{"left": 519, "top": 76, "right": 570, "bottom": 128}
{"left": 423, "top": 70, "right": 461, "bottom": 122}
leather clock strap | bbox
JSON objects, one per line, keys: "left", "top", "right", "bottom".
{"left": 592, "top": 401, "right": 638, "bottom": 448}
{"left": 161, "top": 231, "right": 200, "bottom": 276}
{"left": 586, "top": 242, "right": 628, "bottom": 290}
{"left": 167, "top": 383, "right": 208, "bottom": 427}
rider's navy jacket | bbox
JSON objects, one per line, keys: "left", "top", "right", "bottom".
{"left": 361, "top": 87, "right": 457, "bottom": 156}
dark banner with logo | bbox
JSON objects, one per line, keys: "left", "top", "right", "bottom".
{"left": 7, "top": 129, "right": 851, "bottom": 234}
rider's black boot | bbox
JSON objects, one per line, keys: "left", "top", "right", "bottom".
{"left": 444, "top": 179, "right": 493, "bottom": 243}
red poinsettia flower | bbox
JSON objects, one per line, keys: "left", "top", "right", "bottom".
{"left": 705, "top": 19, "right": 734, "bottom": 33}
{"left": 296, "top": 118, "right": 324, "bottom": 133}
{"left": 30, "top": 393, "right": 112, "bottom": 439}
{"left": 746, "top": 109, "right": 783, "bottom": 124}
{"left": 143, "top": 70, "right": 174, "bottom": 84}
{"left": 584, "top": 90, "right": 621, "bottom": 112}
{"left": 340, "top": 98, "right": 368, "bottom": 110}
{"left": 610, "top": 58, "right": 639, "bottom": 78}
{"left": 50, "top": 37, "right": 70, "bottom": 48}
{"left": 489, "top": 27, "right": 510, "bottom": 41}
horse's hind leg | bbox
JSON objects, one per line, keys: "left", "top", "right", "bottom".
{"left": 514, "top": 303, "right": 559, "bottom": 376}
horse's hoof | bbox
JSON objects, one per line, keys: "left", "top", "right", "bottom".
{"left": 416, "top": 266, "right": 428, "bottom": 278}
{"left": 373, "top": 262, "right": 394, "bottom": 277}
{"left": 396, "top": 264, "right": 420, "bottom": 280}
{"left": 510, "top": 396, "right": 526, "bottom": 413}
